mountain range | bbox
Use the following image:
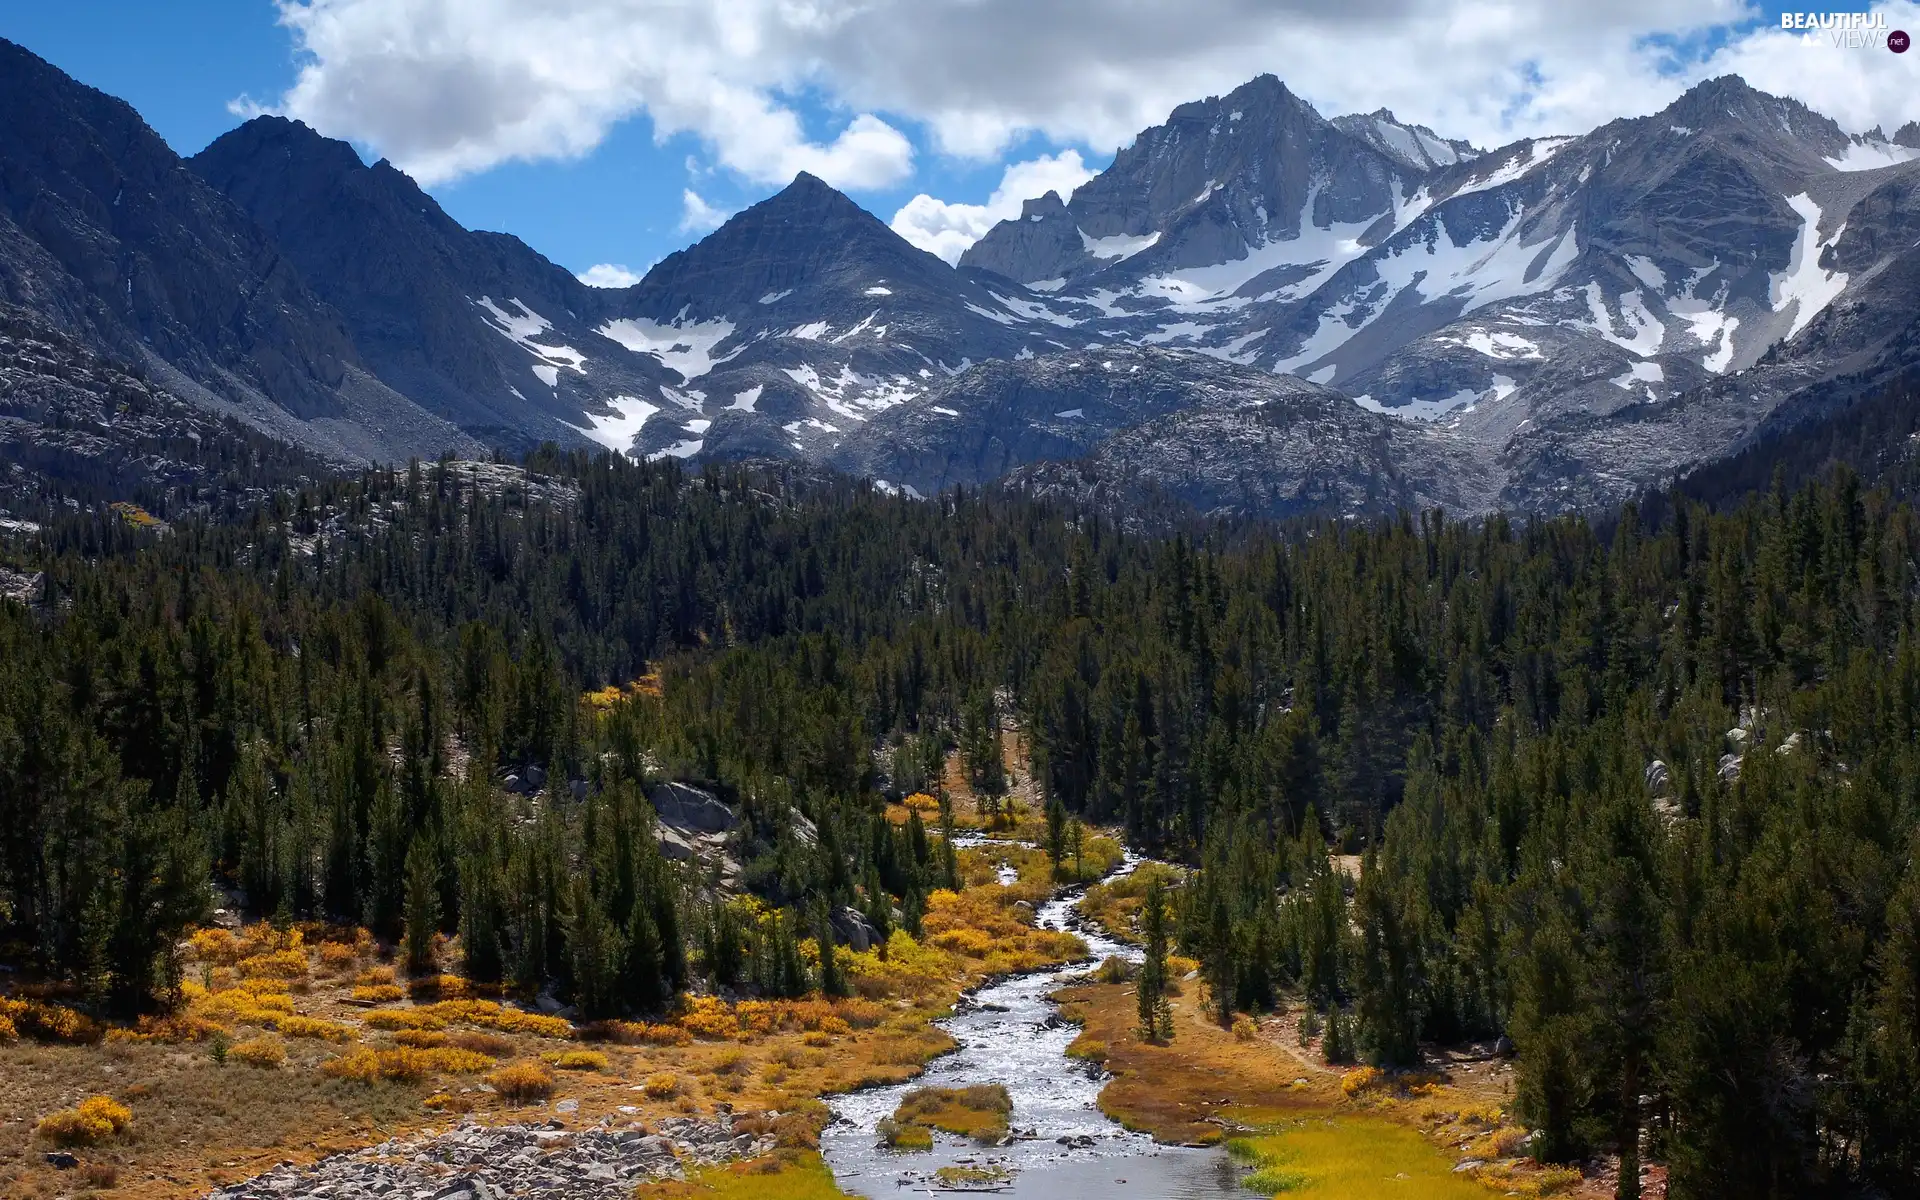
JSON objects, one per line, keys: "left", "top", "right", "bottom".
{"left": 4, "top": 36, "right": 1919, "bottom": 519}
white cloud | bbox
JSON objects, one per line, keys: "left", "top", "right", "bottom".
{"left": 1697, "top": 3, "right": 1920, "bottom": 137}
{"left": 262, "top": 0, "right": 1920, "bottom": 200}
{"left": 891, "top": 151, "right": 1097, "bottom": 263}
{"left": 678, "top": 189, "right": 732, "bottom": 234}
{"left": 577, "top": 263, "right": 643, "bottom": 288}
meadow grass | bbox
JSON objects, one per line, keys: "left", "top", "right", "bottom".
{"left": 1229, "top": 1119, "right": 1493, "bottom": 1199}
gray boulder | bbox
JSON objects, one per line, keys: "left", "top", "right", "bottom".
{"left": 649, "top": 782, "right": 736, "bottom": 833}
{"left": 830, "top": 905, "right": 880, "bottom": 953}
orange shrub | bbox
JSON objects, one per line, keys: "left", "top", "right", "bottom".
{"left": 393, "top": 1030, "right": 449, "bottom": 1048}
{"left": 0, "top": 998, "right": 102, "bottom": 1044}
{"left": 315, "top": 941, "right": 359, "bottom": 972}
{"left": 353, "top": 985, "right": 406, "bottom": 1003}
{"left": 356, "top": 966, "right": 397, "bottom": 987}
{"left": 594, "top": 1021, "right": 691, "bottom": 1046}
{"left": 189, "top": 928, "right": 243, "bottom": 965}
{"left": 486, "top": 1060, "right": 556, "bottom": 1103}
{"left": 105, "top": 1014, "right": 226, "bottom": 1044}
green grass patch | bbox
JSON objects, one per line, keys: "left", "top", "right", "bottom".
{"left": 1228, "top": 1118, "right": 1491, "bottom": 1199}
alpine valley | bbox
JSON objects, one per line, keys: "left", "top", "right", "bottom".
{"left": 5, "top": 36, "right": 1920, "bottom": 519}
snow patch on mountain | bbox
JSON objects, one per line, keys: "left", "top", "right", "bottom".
{"left": 597, "top": 313, "right": 739, "bottom": 380}
{"left": 1769, "top": 193, "right": 1850, "bottom": 340}
{"left": 475, "top": 297, "right": 588, "bottom": 375}
{"left": 568, "top": 395, "right": 659, "bottom": 454}
{"left": 1081, "top": 230, "right": 1161, "bottom": 260}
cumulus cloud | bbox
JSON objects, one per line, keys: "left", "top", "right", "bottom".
{"left": 678, "top": 189, "right": 732, "bottom": 234}
{"left": 263, "top": 0, "right": 1920, "bottom": 199}
{"left": 1700, "top": 3, "right": 1920, "bottom": 137}
{"left": 891, "top": 151, "right": 1097, "bottom": 262}
{"left": 577, "top": 263, "right": 643, "bottom": 288}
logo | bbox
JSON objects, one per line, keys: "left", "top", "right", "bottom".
{"left": 1891, "top": 29, "right": 1912, "bottom": 52}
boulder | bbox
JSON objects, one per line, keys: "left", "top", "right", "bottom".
{"left": 830, "top": 905, "right": 879, "bottom": 953}
{"left": 649, "top": 782, "right": 736, "bottom": 834}
{"left": 526, "top": 765, "right": 548, "bottom": 789}
{"left": 569, "top": 778, "right": 590, "bottom": 802}
{"left": 655, "top": 825, "right": 701, "bottom": 863}
{"left": 1643, "top": 759, "right": 1670, "bottom": 798}
{"left": 1717, "top": 752, "right": 1743, "bottom": 784}
{"left": 1776, "top": 731, "right": 1804, "bottom": 756}
{"left": 789, "top": 807, "right": 820, "bottom": 847}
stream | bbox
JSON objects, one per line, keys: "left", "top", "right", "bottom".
{"left": 820, "top": 843, "right": 1247, "bottom": 1198}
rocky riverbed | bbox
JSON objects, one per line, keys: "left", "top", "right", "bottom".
{"left": 204, "top": 1113, "right": 777, "bottom": 1200}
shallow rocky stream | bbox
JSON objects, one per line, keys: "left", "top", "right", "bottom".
{"left": 819, "top": 845, "right": 1246, "bottom": 1198}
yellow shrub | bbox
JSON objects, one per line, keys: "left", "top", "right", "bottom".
{"left": 268, "top": 1015, "right": 354, "bottom": 1042}
{"left": 0, "top": 1014, "right": 16, "bottom": 1042}
{"left": 0, "top": 998, "right": 102, "bottom": 1044}
{"left": 363, "top": 1009, "right": 446, "bottom": 1031}
{"left": 393, "top": 1030, "right": 449, "bottom": 1048}
{"left": 322, "top": 1047, "right": 492, "bottom": 1083}
{"left": 598, "top": 1020, "right": 691, "bottom": 1046}
{"left": 550, "top": 1050, "right": 609, "bottom": 1071}
{"left": 487, "top": 1060, "right": 556, "bottom": 1103}
{"left": 36, "top": 1096, "right": 132, "bottom": 1146}
{"left": 679, "top": 995, "right": 740, "bottom": 1041}
{"left": 642, "top": 1072, "right": 680, "bottom": 1098}
{"left": 353, "top": 985, "right": 406, "bottom": 1003}
{"left": 356, "top": 966, "right": 397, "bottom": 987}
{"left": 229, "top": 1037, "right": 287, "bottom": 1068}
{"left": 239, "top": 948, "right": 309, "bottom": 980}
{"left": 1341, "top": 1066, "right": 1385, "bottom": 1097}
{"left": 104, "top": 1014, "right": 226, "bottom": 1044}
{"left": 189, "top": 928, "right": 243, "bottom": 965}
{"left": 316, "top": 941, "right": 359, "bottom": 972}
{"left": 1232, "top": 1014, "right": 1258, "bottom": 1042}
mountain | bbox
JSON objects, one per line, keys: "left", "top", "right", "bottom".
{"left": 589, "top": 173, "right": 1059, "bottom": 460}
{"left": 0, "top": 38, "right": 474, "bottom": 464}
{"left": 5, "top": 37, "right": 1920, "bottom": 521}
{"left": 190, "top": 116, "right": 675, "bottom": 453}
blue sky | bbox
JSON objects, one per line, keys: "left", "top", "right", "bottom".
{"left": 4, "top": 2, "right": 1912, "bottom": 285}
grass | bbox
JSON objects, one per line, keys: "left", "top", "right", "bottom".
{"left": 633, "top": 1151, "right": 852, "bottom": 1200}
{"left": 1226, "top": 1120, "right": 1495, "bottom": 1199}
{"left": 889, "top": 1084, "right": 1012, "bottom": 1144}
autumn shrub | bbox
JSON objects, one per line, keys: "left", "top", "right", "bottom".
{"left": 1232, "top": 1014, "right": 1258, "bottom": 1042}
{"left": 550, "top": 1050, "right": 608, "bottom": 1071}
{"left": 449, "top": 1031, "right": 514, "bottom": 1057}
{"left": 352, "top": 985, "right": 406, "bottom": 1003}
{"left": 105, "top": 1014, "right": 226, "bottom": 1044}
{"left": 315, "top": 941, "right": 359, "bottom": 972}
{"left": 36, "top": 1096, "right": 132, "bottom": 1146}
{"left": 393, "top": 1029, "right": 449, "bottom": 1048}
{"left": 642, "top": 1072, "right": 681, "bottom": 1098}
{"left": 229, "top": 1036, "right": 287, "bottom": 1068}
{"left": 0, "top": 997, "right": 102, "bottom": 1044}
{"left": 356, "top": 966, "right": 397, "bottom": 987}
{"left": 323, "top": 1047, "right": 492, "bottom": 1083}
{"left": 487, "top": 1060, "right": 556, "bottom": 1103}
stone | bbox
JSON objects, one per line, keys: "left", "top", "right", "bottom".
{"left": 43, "top": 1152, "right": 78, "bottom": 1169}
{"left": 1644, "top": 759, "right": 1670, "bottom": 797}
{"left": 648, "top": 782, "right": 736, "bottom": 834}
{"left": 525, "top": 765, "right": 547, "bottom": 789}
{"left": 830, "top": 905, "right": 880, "bottom": 953}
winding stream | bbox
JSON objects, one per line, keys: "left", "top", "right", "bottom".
{"left": 820, "top": 844, "right": 1246, "bottom": 1198}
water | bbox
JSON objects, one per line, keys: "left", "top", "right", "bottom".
{"left": 820, "top": 843, "right": 1246, "bottom": 1198}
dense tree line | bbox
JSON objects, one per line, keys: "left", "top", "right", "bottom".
{"left": 1, "top": 444, "right": 1917, "bottom": 1196}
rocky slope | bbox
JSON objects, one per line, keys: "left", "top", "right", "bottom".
{"left": 0, "top": 303, "right": 344, "bottom": 520}
{"left": 191, "top": 117, "right": 677, "bottom": 455}
{"left": 0, "top": 39, "right": 471, "bottom": 464}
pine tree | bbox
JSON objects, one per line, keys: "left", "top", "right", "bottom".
{"left": 1046, "top": 797, "right": 1068, "bottom": 878}
{"left": 1138, "top": 876, "right": 1175, "bottom": 1042}
{"left": 403, "top": 838, "right": 440, "bottom": 976}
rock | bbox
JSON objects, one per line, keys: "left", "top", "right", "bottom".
{"left": 1494, "top": 1035, "right": 1515, "bottom": 1057}
{"left": 648, "top": 782, "right": 736, "bottom": 834}
{"left": 789, "top": 807, "right": 820, "bottom": 847}
{"left": 570, "top": 778, "right": 590, "bottom": 802}
{"left": 504, "top": 773, "right": 528, "bottom": 794}
{"left": 1644, "top": 759, "right": 1670, "bottom": 797}
{"left": 831, "top": 905, "right": 880, "bottom": 953}
{"left": 43, "top": 1152, "right": 78, "bottom": 1169}
{"left": 1453, "top": 1159, "right": 1486, "bottom": 1172}
{"left": 526, "top": 765, "right": 548, "bottom": 789}
{"left": 655, "top": 824, "right": 701, "bottom": 863}
{"left": 1726, "top": 727, "right": 1750, "bottom": 752}
{"left": 554, "top": 1099, "right": 579, "bottom": 1114}
{"left": 1718, "top": 753, "right": 1744, "bottom": 784}
{"left": 1777, "top": 731, "right": 1804, "bottom": 756}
